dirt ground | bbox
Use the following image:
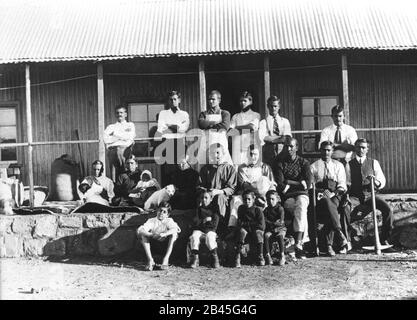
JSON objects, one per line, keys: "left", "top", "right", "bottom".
{"left": 1, "top": 250, "right": 417, "bottom": 300}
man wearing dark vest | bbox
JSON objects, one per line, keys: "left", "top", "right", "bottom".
{"left": 345, "top": 138, "right": 394, "bottom": 246}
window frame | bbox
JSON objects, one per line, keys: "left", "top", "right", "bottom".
{"left": 297, "top": 94, "right": 340, "bottom": 157}
{"left": 0, "top": 101, "right": 21, "bottom": 165}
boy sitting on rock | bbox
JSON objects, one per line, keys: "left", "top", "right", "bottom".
{"left": 189, "top": 191, "right": 220, "bottom": 269}
{"left": 137, "top": 202, "right": 181, "bottom": 271}
{"left": 232, "top": 190, "right": 266, "bottom": 267}
{"left": 263, "top": 190, "right": 287, "bottom": 266}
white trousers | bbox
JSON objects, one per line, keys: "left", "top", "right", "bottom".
{"left": 189, "top": 230, "right": 218, "bottom": 251}
{"left": 283, "top": 194, "right": 310, "bottom": 243}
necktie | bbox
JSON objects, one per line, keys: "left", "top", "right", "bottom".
{"left": 171, "top": 107, "right": 178, "bottom": 114}
{"left": 273, "top": 117, "right": 280, "bottom": 135}
{"left": 334, "top": 126, "right": 342, "bottom": 144}
{"left": 324, "top": 162, "right": 329, "bottom": 179}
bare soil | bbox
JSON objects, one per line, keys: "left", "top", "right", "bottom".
{"left": 1, "top": 250, "right": 417, "bottom": 300}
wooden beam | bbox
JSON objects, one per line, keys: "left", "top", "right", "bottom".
{"left": 25, "top": 64, "right": 34, "bottom": 208}
{"left": 263, "top": 55, "right": 271, "bottom": 118}
{"left": 342, "top": 54, "right": 350, "bottom": 124}
{"left": 97, "top": 63, "right": 106, "bottom": 175}
{"left": 198, "top": 59, "right": 207, "bottom": 112}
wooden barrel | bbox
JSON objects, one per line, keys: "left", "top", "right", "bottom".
{"left": 48, "top": 154, "right": 80, "bottom": 201}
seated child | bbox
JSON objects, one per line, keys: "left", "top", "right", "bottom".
{"left": 189, "top": 191, "right": 220, "bottom": 269}
{"left": 232, "top": 190, "right": 266, "bottom": 267}
{"left": 137, "top": 202, "right": 181, "bottom": 271}
{"left": 263, "top": 190, "right": 287, "bottom": 266}
{"left": 129, "top": 170, "right": 161, "bottom": 208}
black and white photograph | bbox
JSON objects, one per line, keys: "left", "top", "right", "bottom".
{"left": 1, "top": 0, "right": 417, "bottom": 303}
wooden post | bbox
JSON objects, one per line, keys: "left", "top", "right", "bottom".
{"left": 264, "top": 55, "right": 271, "bottom": 118}
{"left": 342, "top": 54, "right": 350, "bottom": 124}
{"left": 198, "top": 59, "right": 207, "bottom": 112}
{"left": 97, "top": 63, "right": 106, "bottom": 175}
{"left": 25, "top": 64, "right": 34, "bottom": 208}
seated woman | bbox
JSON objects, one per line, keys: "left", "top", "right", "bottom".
{"left": 78, "top": 160, "right": 115, "bottom": 206}
{"left": 128, "top": 170, "right": 161, "bottom": 207}
{"left": 228, "top": 145, "right": 276, "bottom": 228}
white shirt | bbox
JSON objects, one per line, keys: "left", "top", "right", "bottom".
{"left": 138, "top": 217, "right": 181, "bottom": 235}
{"left": 103, "top": 120, "right": 136, "bottom": 148}
{"left": 319, "top": 123, "right": 357, "bottom": 151}
{"left": 230, "top": 109, "right": 260, "bottom": 131}
{"left": 78, "top": 175, "right": 115, "bottom": 205}
{"left": 346, "top": 156, "right": 386, "bottom": 189}
{"left": 310, "top": 159, "right": 347, "bottom": 192}
{"left": 258, "top": 115, "right": 292, "bottom": 146}
{"left": 157, "top": 108, "right": 190, "bottom": 139}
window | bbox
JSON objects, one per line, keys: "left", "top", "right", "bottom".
{"left": 300, "top": 96, "right": 339, "bottom": 154}
{"left": 0, "top": 106, "right": 17, "bottom": 163}
{"left": 128, "top": 103, "right": 165, "bottom": 157}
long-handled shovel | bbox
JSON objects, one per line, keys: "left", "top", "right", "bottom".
{"left": 311, "top": 183, "right": 320, "bottom": 256}
{"left": 362, "top": 175, "right": 393, "bottom": 255}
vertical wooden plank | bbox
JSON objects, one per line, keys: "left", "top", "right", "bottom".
{"left": 342, "top": 53, "right": 350, "bottom": 124}
{"left": 97, "top": 63, "right": 106, "bottom": 175}
{"left": 198, "top": 59, "right": 207, "bottom": 112}
{"left": 25, "top": 64, "right": 34, "bottom": 208}
{"left": 264, "top": 55, "right": 271, "bottom": 118}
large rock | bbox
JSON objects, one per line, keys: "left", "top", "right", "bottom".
{"left": 97, "top": 227, "right": 138, "bottom": 256}
{"left": 0, "top": 216, "right": 14, "bottom": 234}
{"left": 0, "top": 234, "right": 23, "bottom": 257}
{"left": 11, "top": 216, "right": 36, "bottom": 235}
{"left": 398, "top": 226, "right": 417, "bottom": 249}
{"left": 33, "top": 215, "right": 58, "bottom": 239}
{"left": 58, "top": 215, "right": 83, "bottom": 229}
{"left": 23, "top": 238, "right": 48, "bottom": 256}
{"left": 84, "top": 214, "right": 110, "bottom": 228}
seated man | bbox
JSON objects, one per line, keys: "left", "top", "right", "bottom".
{"left": 198, "top": 143, "right": 237, "bottom": 220}
{"left": 345, "top": 138, "right": 394, "bottom": 247}
{"left": 273, "top": 137, "right": 312, "bottom": 259}
{"left": 311, "top": 141, "right": 349, "bottom": 257}
{"left": 137, "top": 202, "right": 181, "bottom": 271}
{"left": 229, "top": 144, "right": 276, "bottom": 228}
{"left": 78, "top": 160, "right": 115, "bottom": 206}
{"left": 166, "top": 154, "right": 200, "bottom": 210}
{"left": 189, "top": 191, "right": 221, "bottom": 269}
{"left": 113, "top": 155, "right": 142, "bottom": 206}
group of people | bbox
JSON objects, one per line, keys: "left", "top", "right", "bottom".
{"left": 77, "top": 90, "right": 394, "bottom": 271}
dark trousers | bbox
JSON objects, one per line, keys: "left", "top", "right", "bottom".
{"left": 316, "top": 196, "right": 342, "bottom": 246}
{"left": 350, "top": 195, "right": 394, "bottom": 242}
{"left": 236, "top": 228, "right": 264, "bottom": 245}
{"left": 160, "top": 137, "right": 186, "bottom": 186}
{"left": 108, "top": 145, "right": 132, "bottom": 181}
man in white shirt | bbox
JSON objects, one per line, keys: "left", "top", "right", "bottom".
{"left": 155, "top": 91, "right": 190, "bottom": 185}
{"left": 103, "top": 106, "right": 136, "bottom": 181}
{"left": 311, "top": 141, "right": 349, "bottom": 256}
{"left": 319, "top": 105, "right": 358, "bottom": 163}
{"left": 345, "top": 138, "right": 394, "bottom": 246}
{"left": 258, "top": 96, "right": 292, "bottom": 166}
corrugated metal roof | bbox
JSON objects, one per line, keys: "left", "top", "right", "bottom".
{"left": 1, "top": 0, "right": 417, "bottom": 63}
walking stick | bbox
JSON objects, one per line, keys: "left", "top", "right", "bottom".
{"left": 312, "top": 183, "right": 320, "bottom": 256}
{"left": 362, "top": 175, "right": 392, "bottom": 255}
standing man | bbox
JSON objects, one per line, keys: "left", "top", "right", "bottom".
{"left": 198, "top": 143, "right": 237, "bottom": 220}
{"left": 156, "top": 91, "right": 190, "bottom": 185}
{"left": 230, "top": 91, "right": 261, "bottom": 165}
{"left": 274, "top": 137, "right": 312, "bottom": 259}
{"left": 345, "top": 138, "right": 394, "bottom": 247}
{"left": 311, "top": 141, "right": 349, "bottom": 256}
{"left": 104, "top": 105, "right": 136, "bottom": 181}
{"left": 319, "top": 105, "right": 358, "bottom": 163}
{"left": 258, "top": 96, "right": 292, "bottom": 167}
{"left": 197, "top": 90, "right": 233, "bottom": 165}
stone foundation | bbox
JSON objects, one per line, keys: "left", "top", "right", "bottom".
{"left": 0, "top": 195, "right": 416, "bottom": 258}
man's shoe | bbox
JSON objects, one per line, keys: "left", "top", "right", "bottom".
{"left": 347, "top": 241, "right": 352, "bottom": 251}
{"left": 327, "top": 246, "right": 336, "bottom": 257}
{"left": 145, "top": 261, "right": 155, "bottom": 271}
{"left": 190, "top": 254, "right": 199, "bottom": 269}
{"left": 339, "top": 247, "right": 347, "bottom": 254}
{"left": 265, "top": 254, "right": 273, "bottom": 266}
{"left": 278, "top": 253, "right": 286, "bottom": 266}
{"left": 235, "top": 253, "right": 241, "bottom": 268}
{"left": 258, "top": 255, "right": 266, "bottom": 266}
{"left": 295, "top": 245, "right": 307, "bottom": 260}
{"left": 212, "top": 253, "right": 220, "bottom": 268}
{"left": 160, "top": 264, "right": 169, "bottom": 270}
